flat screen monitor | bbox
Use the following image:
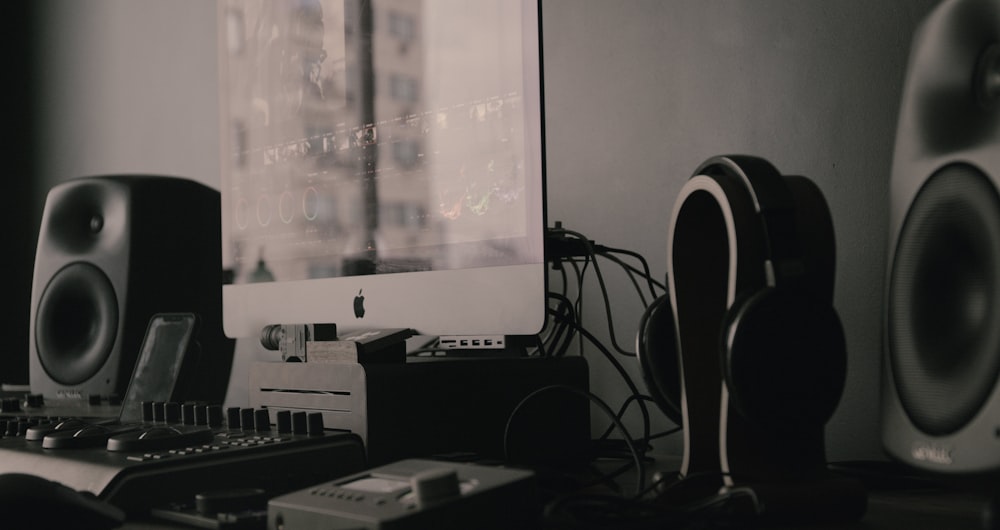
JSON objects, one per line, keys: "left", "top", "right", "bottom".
{"left": 217, "top": 0, "right": 546, "bottom": 341}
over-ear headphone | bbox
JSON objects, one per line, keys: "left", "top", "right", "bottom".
{"left": 637, "top": 154, "right": 847, "bottom": 435}
{"left": 637, "top": 154, "right": 864, "bottom": 521}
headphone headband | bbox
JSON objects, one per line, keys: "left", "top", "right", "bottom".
{"left": 694, "top": 155, "right": 805, "bottom": 287}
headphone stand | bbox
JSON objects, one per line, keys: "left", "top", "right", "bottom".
{"left": 641, "top": 155, "right": 867, "bottom": 525}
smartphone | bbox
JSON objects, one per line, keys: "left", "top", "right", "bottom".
{"left": 118, "top": 313, "right": 200, "bottom": 423}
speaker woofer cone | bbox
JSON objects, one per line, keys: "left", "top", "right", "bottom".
{"left": 35, "top": 262, "right": 119, "bottom": 386}
{"left": 889, "top": 163, "right": 1000, "bottom": 436}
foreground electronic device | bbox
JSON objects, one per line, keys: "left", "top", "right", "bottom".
{"left": 250, "top": 356, "right": 591, "bottom": 466}
{"left": 268, "top": 458, "right": 538, "bottom": 530}
{"left": 0, "top": 403, "right": 366, "bottom": 516}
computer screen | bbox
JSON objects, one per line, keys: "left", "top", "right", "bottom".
{"left": 217, "top": 0, "right": 546, "bottom": 340}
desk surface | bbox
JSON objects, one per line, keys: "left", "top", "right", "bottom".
{"left": 118, "top": 457, "right": 991, "bottom": 530}
{"left": 121, "top": 494, "right": 986, "bottom": 530}
{"left": 0, "top": 391, "right": 985, "bottom": 529}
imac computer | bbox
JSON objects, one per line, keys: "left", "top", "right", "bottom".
{"left": 218, "top": 1, "right": 590, "bottom": 464}
{"left": 217, "top": 0, "right": 547, "bottom": 343}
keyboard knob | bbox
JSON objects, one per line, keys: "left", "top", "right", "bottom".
{"left": 207, "top": 405, "right": 223, "bottom": 428}
{"left": 291, "top": 412, "right": 307, "bottom": 435}
{"left": 226, "top": 407, "right": 241, "bottom": 429}
{"left": 307, "top": 412, "right": 324, "bottom": 435}
{"left": 240, "top": 409, "right": 255, "bottom": 432}
{"left": 165, "top": 402, "right": 181, "bottom": 424}
{"left": 254, "top": 409, "right": 271, "bottom": 432}
{"left": 16, "top": 420, "right": 30, "bottom": 437}
{"left": 412, "top": 468, "right": 461, "bottom": 509}
{"left": 195, "top": 404, "right": 208, "bottom": 426}
{"left": 276, "top": 410, "right": 292, "bottom": 434}
{"left": 153, "top": 402, "right": 166, "bottom": 423}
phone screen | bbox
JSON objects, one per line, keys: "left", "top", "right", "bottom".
{"left": 118, "top": 313, "right": 198, "bottom": 423}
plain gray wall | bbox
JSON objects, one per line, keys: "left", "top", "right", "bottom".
{"left": 540, "top": 0, "right": 941, "bottom": 461}
{"left": 34, "top": 0, "right": 943, "bottom": 462}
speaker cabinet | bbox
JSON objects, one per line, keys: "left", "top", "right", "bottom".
{"left": 883, "top": 0, "right": 1000, "bottom": 474}
{"left": 29, "top": 176, "right": 232, "bottom": 403}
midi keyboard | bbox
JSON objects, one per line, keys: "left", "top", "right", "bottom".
{"left": 0, "top": 402, "right": 367, "bottom": 516}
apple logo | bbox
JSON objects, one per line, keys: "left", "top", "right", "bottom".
{"left": 353, "top": 289, "right": 365, "bottom": 318}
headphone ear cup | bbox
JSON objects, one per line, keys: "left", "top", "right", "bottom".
{"left": 637, "top": 294, "right": 683, "bottom": 424}
{"left": 722, "top": 288, "right": 847, "bottom": 431}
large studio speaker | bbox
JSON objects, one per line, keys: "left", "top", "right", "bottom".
{"left": 29, "top": 175, "right": 232, "bottom": 403}
{"left": 883, "top": 0, "right": 1000, "bottom": 474}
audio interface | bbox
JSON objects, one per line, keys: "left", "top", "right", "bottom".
{"left": 268, "top": 458, "right": 538, "bottom": 530}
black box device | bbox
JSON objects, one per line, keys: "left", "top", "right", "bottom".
{"left": 250, "top": 356, "right": 591, "bottom": 466}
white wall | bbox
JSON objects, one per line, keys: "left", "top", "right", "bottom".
{"left": 541, "top": 0, "right": 940, "bottom": 461}
{"left": 35, "top": 0, "right": 942, "bottom": 462}
{"left": 37, "top": 0, "right": 220, "bottom": 190}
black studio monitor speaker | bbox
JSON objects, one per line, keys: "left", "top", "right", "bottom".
{"left": 883, "top": 0, "right": 1000, "bottom": 475}
{"left": 29, "top": 176, "right": 232, "bottom": 404}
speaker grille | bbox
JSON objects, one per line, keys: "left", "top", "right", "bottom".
{"left": 888, "top": 163, "right": 1000, "bottom": 436}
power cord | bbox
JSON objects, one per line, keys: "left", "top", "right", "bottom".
{"left": 547, "top": 224, "right": 643, "bottom": 358}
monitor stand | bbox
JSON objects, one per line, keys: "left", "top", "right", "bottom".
{"left": 260, "top": 324, "right": 413, "bottom": 364}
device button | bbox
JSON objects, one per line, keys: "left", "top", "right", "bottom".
{"left": 207, "top": 405, "right": 223, "bottom": 428}
{"left": 411, "top": 468, "right": 460, "bottom": 508}
{"left": 153, "top": 402, "right": 167, "bottom": 422}
{"left": 240, "top": 409, "right": 255, "bottom": 431}
{"left": 254, "top": 410, "right": 271, "bottom": 432}
{"left": 292, "top": 412, "right": 307, "bottom": 435}
{"left": 276, "top": 410, "right": 292, "bottom": 434}
{"left": 165, "top": 402, "right": 181, "bottom": 423}
{"left": 307, "top": 413, "right": 324, "bottom": 435}
{"left": 226, "top": 407, "right": 241, "bottom": 428}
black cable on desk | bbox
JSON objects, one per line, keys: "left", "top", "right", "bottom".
{"left": 503, "top": 384, "right": 645, "bottom": 498}
{"left": 547, "top": 227, "right": 636, "bottom": 358}
{"left": 545, "top": 300, "right": 652, "bottom": 449}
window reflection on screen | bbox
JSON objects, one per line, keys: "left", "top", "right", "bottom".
{"left": 221, "top": 0, "right": 539, "bottom": 285}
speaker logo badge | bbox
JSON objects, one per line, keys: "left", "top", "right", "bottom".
{"left": 57, "top": 389, "right": 84, "bottom": 400}
{"left": 911, "top": 441, "right": 954, "bottom": 466}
